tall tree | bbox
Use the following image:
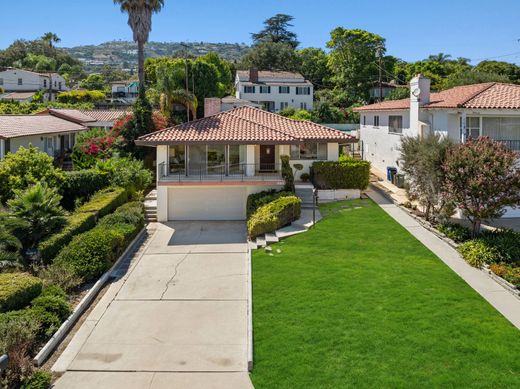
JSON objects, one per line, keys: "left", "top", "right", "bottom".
{"left": 327, "top": 28, "right": 385, "bottom": 101}
{"left": 297, "top": 48, "right": 330, "bottom": 88}
{"left": 251, "top": 14, "right": 299, "bottom": 49}
{"left": 474, "top": 60, "right": 520, "bottom": 83}
{"left": 41, "top": 32, "right": 61, "bottom": 49}
{"left": 240, "top": 41, "right": 299, "bottom": 71}
{"left": 114, "top": 0, "right": 164, "bottom": 87}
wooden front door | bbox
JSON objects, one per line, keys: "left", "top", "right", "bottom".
{"left": 259, "top": 145, "right": 275, "bottom": 171}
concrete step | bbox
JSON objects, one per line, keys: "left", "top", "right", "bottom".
{"left": 255, "top": 236, "right": 267, "bottom": 248}
{"left": 265, "top": 232, "right": 279, "bottom": 243}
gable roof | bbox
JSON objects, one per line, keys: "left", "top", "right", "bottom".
{"left": 236, "top": 70, "right": 305, "bottom": 82}
{"left": 0, "top": 115, "right": 87, "bottom": 139}
{"left": 354, "top": 83, "right": 520, "bottom": 111}
{"left": 37, "top": 109, "right": 130, "bottom": 124}
{"left": 136, "top": 106, "right": 354, "bottom": 145}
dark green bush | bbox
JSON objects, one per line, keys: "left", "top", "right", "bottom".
{"left": 60, "top": 169, "right": 110, "bottom": 210}
{"left": 246, "top": 190, "right": 293, "bottom": 217}
{"left": 31, "top": 295, "right": 71, "bottom": 321}
{"left": 40, "top": 285, "right": 67, "bottom": 300}
{"left": 21, "top": 369, "right": 52, "bottom": 389}
{"left": 248, "top": 195, "right": 301, "bottom": 238}
{"left": 0, "top": 273, "right": 42, "bottom": 312}
{"left": 437, "top": 222, "right": 471, "bottom": 242}
{"left": 480, "top": 229, "right": 520, "bottom": 264}
{"left": 311, "top": 160, "right": 370, "bottom": 190}
{"left": 98, "top": 208, "right": 144, "bottom": 230}
{"left": 53, "top": 228, "right": 125, "bottom": 281}
{"left": 280, "top": 155, "right": 295, "bottom": 192}
{"left": 38, "top": 262, "right": 82, "bottom": 293}
{"left": 25, "top": 307, "right": 62, "bottom": 339}
{"left": 76, "top": 187, "right": 128, "bottom": 219}
{"left": 458, "top": 240, "right": 500, "bottom": 268}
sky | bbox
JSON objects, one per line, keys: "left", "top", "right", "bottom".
{"left": 2, "top": 0, "right": 520, "bottom": 65}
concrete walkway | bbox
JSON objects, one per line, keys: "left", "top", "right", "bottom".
{"left": 368, "top": 188, "right": 520, "bottom": 330}
{"left": 53, "top": 222, "right": 253, "bottom": 389}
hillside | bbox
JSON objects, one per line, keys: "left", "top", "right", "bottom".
{"left": 63, "top": 40, "right": 250, "bottom": 72}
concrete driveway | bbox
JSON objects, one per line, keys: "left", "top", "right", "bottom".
{"left": 53, "top": 222, "right": 253, "bottom": 389}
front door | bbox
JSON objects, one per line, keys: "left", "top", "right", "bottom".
{"left": 259, "top": 145, "right": 275, "bottom": 171}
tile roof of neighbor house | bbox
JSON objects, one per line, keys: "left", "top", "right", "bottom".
{"left": 47, "top": 109, "right": 97, "bottom": 123}
{"left": 42, "top": 109, "right": 129, "bottom": 124}
{"left": 136, "top": 106, "right": 355, "bottom": 145}
{"left": 236, "top": 70, "right": 305, "bottom": 82}
{"left": 0, "top": 92, "right": 37, "bottom": 100}
{"left": 79, "top": 110, "right": 130, "bottom": 122}
{"left": 0, "top": 115, "right": 87, "bottom": 139}
{"left": 354, "top": 83, "right": 520, "bottom": 111}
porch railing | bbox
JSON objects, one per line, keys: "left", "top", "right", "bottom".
{"left": 159, "top": 163, "right": 283, "bottom": 183}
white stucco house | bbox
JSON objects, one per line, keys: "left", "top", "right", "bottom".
{"left": 110, "top": 80, "right": 139, "bottom": 105}
{"left": 235, "top": 69, "right": 313, "bottom": 113}
{"left": 356, "top": 74, "right": 520, "bottom": 217}
{"left": 0, "top": 115, "right": 86, "bottom": 161}
{"left": 136, "top": 106, "right": 354, "bottom": 221}
{"left": 0, "top": 68, "right": 68, "bottom": 101}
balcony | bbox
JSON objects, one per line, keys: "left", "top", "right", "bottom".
{"left": 158, "top": 162, "right": 284, "bottom": 185}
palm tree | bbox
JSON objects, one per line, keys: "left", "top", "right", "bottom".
{"left": 428, "top": 53, "right": 452, "bottom": 63}
{"left": 114, "top": 0, "right": 165, "bottom": 87}
{"left": 41, "top": 32, "right": 61, "bottom": 49}
{"left": 160, "top": 89, "right": 198, "bottom": 122}
{"left": 0, "top": 212, "right": 27, "bottom": 264}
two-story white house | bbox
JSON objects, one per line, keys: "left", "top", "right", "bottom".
{"left": 355, "top": 74, "right": 520, "bottom": 217}
{"left": 0, "top": 68, "right": 68, "bottom": 101}
{"left": 235, "top": 69, "right": 313, "bottom": 113}
{"left": 110, "top": 80, "right": 139, "bottom": 105}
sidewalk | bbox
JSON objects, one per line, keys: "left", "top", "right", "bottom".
{"left": 367, "top": 187, "right": 520, "bottom": 330}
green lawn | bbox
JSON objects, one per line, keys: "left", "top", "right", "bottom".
{"left": 251, "top": 199, "right": 520, "bottom": 388}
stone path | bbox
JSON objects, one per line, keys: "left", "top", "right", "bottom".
{"left": 368, "top": 188, "right": 520, "bottom": 330}
{"left": 53, "top": 221, "right": 253, "bottom": 389}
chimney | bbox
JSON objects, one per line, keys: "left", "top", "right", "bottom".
{"left": 409, "top": 74, "right": 431, "bottom": 135}
{"left": 249, "top": 68, "right": 259, "bottom": 83}
{"left": 204, "top": 97, "right": 222, "bottom": 117}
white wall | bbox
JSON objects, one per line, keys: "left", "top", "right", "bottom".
{"left": 236, "top": 83, "right": 314, "bottom": 111}
{"left": 0, "top": 69, "right": 68, "bottom": 93}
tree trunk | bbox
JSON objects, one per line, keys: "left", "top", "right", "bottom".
{"left": 472, "top": 219, "right": 482, "bottom": 238}
{"left": 138, "top": 40, "right": 145, "bottom": 87}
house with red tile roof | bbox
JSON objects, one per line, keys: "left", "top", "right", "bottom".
{"left": 136, "top": 106, "right": 355, "bottom": 221}
{"left": 37, "top": 108, "right": 130, "bottom": 129}
{"left": 355, "top": 74, "right": 520, "bottom": 217}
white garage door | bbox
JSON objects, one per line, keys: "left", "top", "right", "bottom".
{"left": 168, "top": 187, "right": 246, "bottom": 221}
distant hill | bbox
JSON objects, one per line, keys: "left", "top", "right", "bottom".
{"left": 63, "top": 40, "right": 250, "bottom": 72}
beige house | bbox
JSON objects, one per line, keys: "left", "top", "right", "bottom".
{"left": 136, "top": 106, "right": 354, "bottom": 221}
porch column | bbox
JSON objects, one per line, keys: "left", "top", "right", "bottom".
{"left": 327, "top": 143, "right": 339, "bottom": 161}
{"left": 156, "top": 145, "right": 168, "bottom": 180}
{"left": 460, "top": 112, "right": 467, "bottom": 143}
{"left": 0, "top": 139, "right": 4, "bottom": 160}
{"left": 246, "top": 145, "right": 255, "bottom": 176}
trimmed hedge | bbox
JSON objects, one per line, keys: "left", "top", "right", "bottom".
{"left": 246, "top": 190, "right": 293, "bottom": 217}
{"left": 60, "top": 169, "right": 110, "bottom": 210}
{"left": 38, "top": 187, "right": 128, "bottom": 263}
{"left": 311, "top": 160, "right": 370, "bottom": 190}
{"left": 0, "top": 273, "right": 42, "bottom": 313}
{"left": 248, "top": 195, "right": 301, "bottom": 239}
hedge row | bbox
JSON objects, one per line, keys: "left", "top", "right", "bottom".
{"left": 311, "top": 160, "right": 371, "bottom": 190}
{"left": 246, "top": 189, "right": 293, "bottom": 217}
{"left": 53, "top": 201, "right": 144, "bottom": 282}
{"left": 60, "top": 169, "right": 110, "bottom": 210}
{"left": 38, "top": 187, "right": 128, "bottom": 263}
{"left": 0, "top": 273, "right": 43, "bottom": 313}
{"left": 247, "top": 196, "right": 301, "bottom": 239}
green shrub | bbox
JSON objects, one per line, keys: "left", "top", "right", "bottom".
{"left": 38, "top": 263, "right": 82, "bottom": 293}
{"left": 248, "top": 196, "right": 301, "bottom": 238}
{"left": 437, "top": 222, "right": 471, "bottom": 242}
{"left": 21, "top": 370, "right": 52, "bottom": 389}
{"left": 53, "top": 228, "right": 125, "bottom": 282}
{"left": 31, "top": 295, "right": 71, "bottom": 321}
{"left": 280, "top": 155, "right": 295, "bottom": 192}
{"left": 25, "top": 307, "right": 62, "bottom": 339}
{"left": 98, "top": 208, "right": 144, "bottom": 230}
{"left": 117, "top": 201, "right": 145, "bottom": 214}
{"left": 38, "top": 211, "right": 97, "bottom": 264}
{"left": 246, "top": 190, "right": 293, "bottom": 217}
{"left": 40, "top": 285, "right": 67, "bottom": 300}
{"left": 60, "top": 169, "right": 110, "bottom": 210}
{"left": 0, "top": 273, "right": 42, "bottom": 312}
{"left": 312, "top": 160, "right": 370, "bottom": 190}
{"left": 480, "top": 229, "right": 520, "bottom": 264}
{"left": 458, "top": 240, "right": 500, "bottom": 268}
{"left": 96, "top": 158, "right": 153, "bottom": 197}
{"left": 300, "top": 172, "right": 311, "bottom": 182}
{"left": 76, "top": 187, "right": 128, "bottom": 219}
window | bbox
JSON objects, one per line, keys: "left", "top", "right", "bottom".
{"left": 482, "top": 117, "right": 520, "bottom": 150}
{"left": 43, "top": 79, "right": 47, "bottom": 88}
{"left": 374, "top": 115, "right": 379, "bottom": 127}
{"left": 300, "top": 102, "right": 307, "bottom": 110}
{"left": 0, "top": 78, "right": 3, "bottom": 86}
{"left": 169, "top": 145, "right": 185, "bottom": 174}
{"left": 59, "top": 82, "right": 62, "bottom": 90}
{"left": 461, "top": 116, "right": 480, "bottom": 139}
{"left": 259, "top": 86, "right": 271, "bottom": 94}
{"left": 207, "top": 144, "right": 226, "bottom": 174}
{"left": 296, "top": 86, "right": 311, "bottom": 95}
{"left": 244, "top": 85, "right": 255, "bottom": 93}
{"left": 279, "top": 86, "right": 290, "bottom": 94}
{"left": 280, "top": 102, "right": 289, "bottom": 110}
{"left": 228, "top": 145, "right": 247, "bottom": 174}
{"left": 389, "top": 115, "right": 403, "bottom": 134}
{"left": 54, "top": 81, "right": 57, "bottom": 88}
{"left": 363, "top": 116, "right": 366, "bottom": 126}
{"left": 17, "top": 78, "right": 23, "bottom": 86}
{"left": 290, "top": 143, "right": 328, "bottom": 160}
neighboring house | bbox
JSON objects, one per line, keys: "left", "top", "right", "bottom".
{"left": 0, "top": 91, "right": 38, "bottom": 103}
{"left": 0, "top": 115, "right": 86, "bottom": 160}
{"left": 235, "top": 69, "right": 314, "bottom": 112}
{"left": 110, "top": 80, "right": 139, "bottom": 105}
{"left": 136, "top": 106, "right": 354, "bottom": 221}
{"left": 355, "top": 74, "right": 520, "bottom": 217}
{"left": 204, "top": 96, "right": 260, "bottom": 117}
{"left": 369, "top": 81, "right": 407, "bottom": 101}
{"left": 0, "top": 68, "right": 68, "bottom": 101}
{"left": 37, "top": 108, "right": 129, "bottom": 129}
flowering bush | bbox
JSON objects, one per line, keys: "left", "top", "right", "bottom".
{"left": 71, "top": 128, "right": 120, "bottom": 169}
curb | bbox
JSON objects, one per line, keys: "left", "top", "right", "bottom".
{"left": 247, "top": 248, "right": 253, "bottom": 371}
{"left": 33, "top": 227, "right": 147, "bottom": 367}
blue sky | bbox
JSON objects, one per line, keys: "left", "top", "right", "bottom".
{"left": 2, "top": 0, "right": 520, "bottom": 64}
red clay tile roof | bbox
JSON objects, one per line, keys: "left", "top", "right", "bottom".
{"left": 48, "top": 109, "right": 97, "bottom": 123}
{"left": 0, "top": 115, "right": 87, "bottom": 139}
{"left": 354, "top": 83, "right": 520, "bottom": 111}
{"left": 79, "top": 110, "right": 129, "bottom": 122}
{"left": 136, "top": 106, "right": 354, "bottom": 145}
